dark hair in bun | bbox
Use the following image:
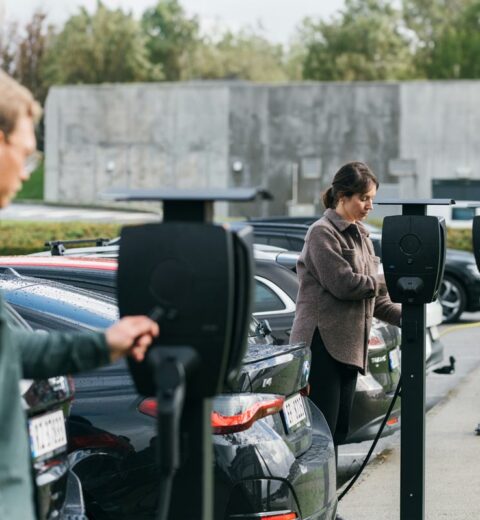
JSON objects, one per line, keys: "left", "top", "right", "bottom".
{"left": 322, "top": 161, "right": 379, "bottom": 209}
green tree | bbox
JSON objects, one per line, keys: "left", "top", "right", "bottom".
{"left": 142, "top": 0, "right": 199, "bottom": 81}
{"left": 43, "top": 1, "right": 160, "bottom": 85}
{"left": 424, "top": 0, "right": 480, "bottom": 78}
{"left": 402, "top": 0, "right": 472, "bottom": 47}
{"left": 0, "top": 20, "right": 19, "bottom": 76}
{"left": 16, "top": 11, "right": 52, "bottom": 102}
{"left": 402, "top": 0, "right": 478, "bottom": 77}
{"left": 298, "top": 0, "right": 415, "bottom": 81}
{"left": 0, "top": 10, "right": 52, "bottom": 102}
{"left": 184, "top": 27, "right": 289, "bottom": 81}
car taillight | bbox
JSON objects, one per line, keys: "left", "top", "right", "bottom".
{"left": 138, "top": 394, "right": 285, "bottom": 435}
{"left": 228, "top": 512, "right": 298, "bottom": 520}
{"left": 387, "top": 416, "right": 399, "bottom": 426}
{"left": 368, "top": 333, "right": 384, "bottom": 349}
{"left": 300, "top": 384, "right": 310, "bottom": 396}
{"left": 261, "top": 514, "right": 298, "bottom": 520}
{"left": 211, "top": 394, "right": 285, "bottom": 435}
{"left": 69, "top": 432, "right": 132, "bottom": 452}
{"left": 138, "top": 398, "right": 157, "bottom": 417}
{"left": 67, "top": 375, "right": 75, "bottom": 395}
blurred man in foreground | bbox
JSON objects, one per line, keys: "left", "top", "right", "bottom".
{"left": 0, "top": 70, "right": 159, "bottom": 519}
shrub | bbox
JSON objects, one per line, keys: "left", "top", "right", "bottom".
{"left": 0, "top": 221, "right": 122, "bottom": 255}
{"left": 447, "top": 228, "right": 472, "bottom": 252}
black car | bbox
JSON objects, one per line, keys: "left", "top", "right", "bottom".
{"left": 245, "top": 216, "right": 480, "bottom": 323}
{"left": 0, "top": 271, "right": 337, "bottom": 520}
{"left": 0, "top": 255, "right": 402, "bottom": 445}
{"left": 4, "top": 303, "right": 80, "bottom": 520}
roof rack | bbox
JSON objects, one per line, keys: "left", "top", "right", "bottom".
{"left": 0, "top": 266, "right": 22, "bottom": 277}
{"left": 45, "top": 238, "right": 112, "bottom": 256}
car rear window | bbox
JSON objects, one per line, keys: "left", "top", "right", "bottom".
{"left": 254, "top": 281, "right": 286, "bottom": 313}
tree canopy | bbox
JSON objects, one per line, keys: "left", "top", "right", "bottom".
{"left": 184, "top": 27, "right": 289, "bottom": 82}
{"left": 3, "top": 0, "right": 480, "bottom": 98}
{"left": 43, "top": 1, "right": 160, "bottom": 85}
{"left": 142, "top": 0, "right": 199, "bottom": 81}
{"left": 299, "top": 0, "right": 415, "bottom": 81}
{"left": 403, "top": 0, "right": 480, "bottom": 78}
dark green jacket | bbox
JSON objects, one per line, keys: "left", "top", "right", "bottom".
{"left": 0, "top": 293, "right": 110, "bottom": 519}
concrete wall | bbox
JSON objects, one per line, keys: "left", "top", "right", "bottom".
{"left": 45, "top": 83, "right": 230, "bottom": 214}
{"left": 400, "top": 82, "right": 480, "bottom": 198}
{"left": 45, "top": 81, "right": 480, "bottom": 217}
{"left": 228, "top": 83, "right": 399, "bottom": 216}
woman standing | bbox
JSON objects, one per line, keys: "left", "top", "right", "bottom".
{"left": 290, "top": 161, "right": 401, "bottom": 458}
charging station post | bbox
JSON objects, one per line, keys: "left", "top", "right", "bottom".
{"left": 103, "top": 187, "right": 271, "bottom": 520}
{"left": 471, "top": 209, "right": 480, "bottom": 271}
{"left": 377, "top": 198, "right": 452, "bottom": 520}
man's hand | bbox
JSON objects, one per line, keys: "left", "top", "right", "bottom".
{"left": 105, "top": 316, "right": 160, "bottom": 363}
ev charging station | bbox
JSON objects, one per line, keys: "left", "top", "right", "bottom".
{"left": 472, "top": 213, "right": 480, "bottom": 271}
{"left": 102, "top": 187, "right": 270, "bottom": 520}
{"left": 379, "top": 199, "right": 451, "bottom": 520}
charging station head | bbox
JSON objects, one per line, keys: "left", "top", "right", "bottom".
{"left": 117, "top": 222, "right": 253, "bottom": 397}
{"left": 382, "top": 215, "right": 446, "bottom": 304}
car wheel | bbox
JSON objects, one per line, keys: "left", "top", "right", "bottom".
{"left": 438, "top": 275, "right": 466, "bottom": 323}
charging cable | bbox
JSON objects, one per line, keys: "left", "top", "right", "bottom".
{"left": 338, "top": 376, "right": 402, "bottom": 501}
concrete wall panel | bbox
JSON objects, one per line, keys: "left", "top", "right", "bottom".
{"left": 400, "top": 82, "right": 480, "bottom": 198}
{"left": 45, "top": 84, "right": 230, "bottom": 209}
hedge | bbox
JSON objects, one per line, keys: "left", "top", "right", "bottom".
{"left": 446, "top": 227, "right": 473, "bottom": 252}
{"left": 0, "top": 220, "right": 474, "bottom": 256}
{"left": 0, "top": 221, "right": 122, "bottom": 255}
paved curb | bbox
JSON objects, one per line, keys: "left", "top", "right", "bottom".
{"left": 338, "top": 364, "right": 480, "bottom": 519}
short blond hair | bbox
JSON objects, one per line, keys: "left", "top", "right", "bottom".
{"left": 0, "top": 70, "right": 42, "bottom": 137}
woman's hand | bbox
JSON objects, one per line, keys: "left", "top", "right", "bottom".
{"left": 105, "top": 316, "right": 160, "bottom": 362}
{"left": 375, "top": 274, "right": 389, "bottom": 296}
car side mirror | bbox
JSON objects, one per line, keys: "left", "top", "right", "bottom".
{"left": 257, "top": 319, "right": 272, "bottom": 337}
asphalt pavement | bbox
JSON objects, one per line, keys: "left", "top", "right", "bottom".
{"left": 337, "top": 316, "right": 480, "bottom": 519}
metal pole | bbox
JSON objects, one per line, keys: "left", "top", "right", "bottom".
{"left": 168, "top": 400, "right": 214, "bottom": 520}
{"left": 400, "top": 303, "right": 426, "bottom": 520}
{"left": 400, "top": 203, "right": 427, "bottom": 520}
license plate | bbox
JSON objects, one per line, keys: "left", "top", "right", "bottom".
{"left": 389, "top": 348, "right": 400, "bottom": 371}
{"left": 283, "top": 393, "right": 307, "bottom": 431}
{"left": 29, "top": 410, "right": 67, "bottom": 461}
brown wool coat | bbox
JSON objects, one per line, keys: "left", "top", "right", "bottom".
{"left": 290, "top": 209, "right": 401, "bottom": 374}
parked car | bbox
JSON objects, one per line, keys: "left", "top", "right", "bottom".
{"left": 0, "top": 254, "right": 403, "bottom": 444}
{"left": 4, "top": 303, "right": 79, "bottom": 519}
{"left": 244, "top": 216, "right": 480, "bottom": 323}
{"left": 25, "top": 237, "right": 445, "bottom": 372}
{"left": 0, "top": 270, "right": 337, "bottom": 520}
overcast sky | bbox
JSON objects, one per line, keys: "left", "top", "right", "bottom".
{"left": 2, "top": 0, "right": 345, "bottom": 44}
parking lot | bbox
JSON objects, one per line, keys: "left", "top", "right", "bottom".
{"left": 5, "top": 203, "right": 479, "bottom": 518}
{"left": 338, "top": 311, "right": 480, "bottom": 517}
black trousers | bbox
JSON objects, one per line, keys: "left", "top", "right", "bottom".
{"left": 309, "top": 328, "right": 358, "bottom": 446}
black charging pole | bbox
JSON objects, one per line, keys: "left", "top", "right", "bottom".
{"left": 104, "top": 187, "right": 271, "bottom": 520}
{"left": 377, "top": 198, "right": 452, "bottom": 520}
